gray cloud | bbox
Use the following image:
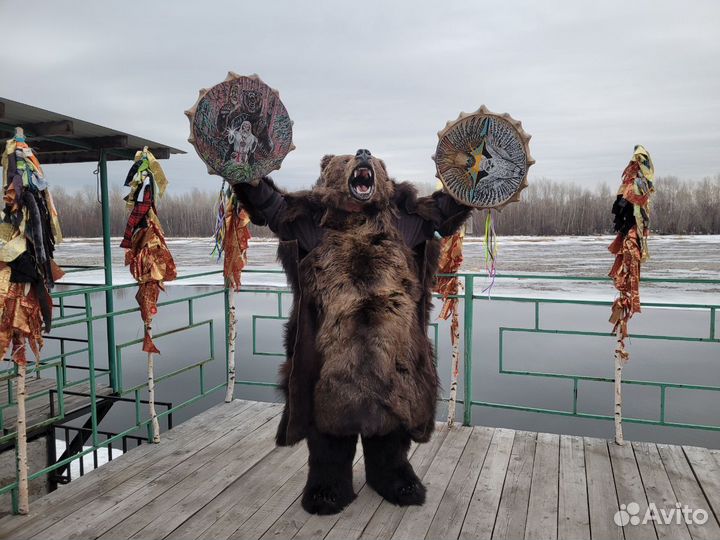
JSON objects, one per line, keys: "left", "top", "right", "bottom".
{"left": 1, "top": 0, "right": 719, "bottom": 193}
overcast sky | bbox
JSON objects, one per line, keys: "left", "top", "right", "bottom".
{"left": 1, "top": 1, "right": 719, "bottom": 193}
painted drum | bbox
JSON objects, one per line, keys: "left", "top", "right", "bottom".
{"left": 185, "top": 73, "right": 295, "bottom": 184}
{"left": 433, "top": 106, "right": 534, "bottom": 209}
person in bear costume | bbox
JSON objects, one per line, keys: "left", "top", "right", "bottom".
{"left": 234, "top": 149, "right": 471, "bottom": 515}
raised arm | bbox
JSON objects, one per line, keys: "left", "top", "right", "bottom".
{"left": 233, "top": 178, "right": 287, "bottom": 232}
{"left": 233, "top": 177, "right": 322, "bottom": 253}
{"left": 393, "top": 182, "right": 472, "bottom": 248}
{"left": 430, "top": 190, "right": 473, "bottom": 236}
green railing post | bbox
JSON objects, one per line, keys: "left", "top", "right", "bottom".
{"left": 99, "top": 150, "right": 118, "bottom": 393}
{"left": 660, "top": 385, "right": 667, "bottom": 423}
{"left": 10, "top": 483, "right": 18, "bottom": 515}
{"left": 115, "top": 347, "right": 124, "bottom": 394}
{"left": 463, "top": 274, "right": 475, "bottom": 426}
{"left": 55, "top": 363, "right": 65, "bottom": 418}
{"left": 572, "top": 378, "right": 579, "bottom": 414}
{"left": 84, "top": 293, "right": 99, "bottom": 446}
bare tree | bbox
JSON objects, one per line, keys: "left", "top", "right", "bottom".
{"left": 51, "top": 175, "right": 720, "bottom": 238}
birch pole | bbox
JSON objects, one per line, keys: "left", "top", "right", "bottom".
{"left": 608, "top": 145, "right": 655, "bottom": 447}
{"left": 15, "top": 357, "right": 29, "bottom": 514}
{"left": 446, "top": 310, "right": 461, "bottom": 426}
{"left": 613, "top": 326, "right": 630, "bottom": 445}
{"left": 10, "top": 129, "right": 31, "bottom": 511}
{"left": 433, "top": 219, "right": 465, "bottom": 427}
{"left": 614, "top": 334, "right": 624, "bottom": 445}
{"left": 224, "top": 289, "right": 237, "bottom": 403}
{"left": 146, "top": 324, "right": 160, "bottom": 443}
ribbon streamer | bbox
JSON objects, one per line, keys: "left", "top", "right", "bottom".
{"left": 434, "top": 225, "right": 465, "bottom": 425}
{"left": 122, "top": 148, "right": 177, "bottom": 355}
{"left": 220, "top": 193, "right": 251, "bottom": 402}
{"left": 482, "top": 211, "right": 498, "bottom": 295}
{"left": 608, "top": 145, "right": 655, "bottom": 445}
{"left": 211, "top": 181, "right": 228, "bottom": 261}
{"left": 222, "top": 194, "right": 252, "bottom": 292}
{"left": 121, "top": 148, "right": 176, "bottom": 443}
{"left": 0, "top": 127, "right": 63, "bottom": 514}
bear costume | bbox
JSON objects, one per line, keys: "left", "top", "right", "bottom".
{"left": 234, "top": 149, "right": 471, "bottom": 515}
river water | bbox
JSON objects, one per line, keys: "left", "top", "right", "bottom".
{"left": 41, "top": 236, "right": 720, "bottom": 449}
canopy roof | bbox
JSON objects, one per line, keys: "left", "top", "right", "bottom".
{"left": 0, "top": 97, "right": 185, "bottom": 164}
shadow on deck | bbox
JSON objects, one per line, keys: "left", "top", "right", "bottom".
{"left": 0, "top": 399, "right": 719, "bottom": 540}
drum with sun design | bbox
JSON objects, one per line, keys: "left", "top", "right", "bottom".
{"left": 433, "top": 106, "right": 534, "bottom": 209}
{"left": 185, "top": 73, "right": 295, "bottom": 185}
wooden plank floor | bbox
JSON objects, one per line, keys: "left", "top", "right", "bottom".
{"left": 1, "top": 399, "right": 719, "bottom": 540}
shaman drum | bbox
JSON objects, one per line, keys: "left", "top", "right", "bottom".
{"left": 185, "top": 73, "right": 295, "bottom": 184}
{"left": 433, "top": 106, "right": 534, "bottom": 209}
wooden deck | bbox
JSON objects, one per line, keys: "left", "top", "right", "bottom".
{"left": 0, "top": 399, "right": 718, "bottom": 540}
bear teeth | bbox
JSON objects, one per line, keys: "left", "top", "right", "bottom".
{"left": 353, "top": 167, "right": 372, "bottom": 179}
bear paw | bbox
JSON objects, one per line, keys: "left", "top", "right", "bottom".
{"left": 368, "top": 467, "right": 427, "bottom": 506}
{"left": 301, "top": 482, "right": 356, "bottom": 515}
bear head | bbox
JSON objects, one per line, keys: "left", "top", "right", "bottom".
{"left": 316, "top": 149, "right": 394, "bottom": 207}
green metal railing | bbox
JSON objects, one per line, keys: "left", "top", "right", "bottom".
{"left": 1, "top": 267, "right": 718, "bottom": 514}
{"left": 235, "top": 270, "right": 720, "bottom": 432}
{"left": 462, "top": 273, "right": 719, "bottom": 430}
{"left": 0, "top": 269, "right": 232, "bottom": 512}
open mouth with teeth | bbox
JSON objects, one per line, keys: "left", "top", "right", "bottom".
{"left": 349, "top": 165, "right": 375, "bottom": 201}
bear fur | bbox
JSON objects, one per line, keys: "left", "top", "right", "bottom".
{"left": 234, "top": 151, "right": 470, "bottom": 514}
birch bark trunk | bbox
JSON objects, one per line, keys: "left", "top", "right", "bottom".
{"left": 614, "top": 329, "right": 625, "bottom": 445}
{"left": 16, "top": 360, "right": 29, "bottom": 514}
{"left": 225, "top": 289, "right": 237, "bottom": 403}
{"left": 147, "top": 324, "right": 160, "bottom": 443}
{"left": 446, "top": 310, "right": 461, "bottom": 426}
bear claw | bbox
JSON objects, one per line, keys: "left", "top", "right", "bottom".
{"left": 390, "top": 477, "right": 426, "bottom": 506}
{"left": 302, "top": 484, "right": 355, "bottom": 515}
{"left": 367, "top": 468, "right": 427, "bottom": 506}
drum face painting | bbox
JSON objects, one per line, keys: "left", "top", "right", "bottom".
{"left": 433, "top": 106, "right": 534, "bottom": 209}
{"left": 185, "top": 73, "right": 295, "bottom": 184}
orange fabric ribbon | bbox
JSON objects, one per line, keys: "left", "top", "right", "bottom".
{"left": 608, "top": 228, "right": 642, "bottom": 342}
{"left": 124, "top": 212, "right": 176, "bottom": 353}
{"left": 434, "top": 229, "right": 465, "bottom": 398}
{"left": 222, "top": 201, "right": 252, "bottom": 292}
{"left": 609, "top": 146, "right": 655, "bottom": 356}
{"left": 434, "top": 230, "right": 465, "bottom": 321}
{"left": 0, "top": 280, "right": 44, "bottom": 365}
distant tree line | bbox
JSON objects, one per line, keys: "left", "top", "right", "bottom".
{"left": 51, "top": 175, "right": 720, "bottom": 238}
{"left": 482, "top": 175, "right": 720, "bottom": 236}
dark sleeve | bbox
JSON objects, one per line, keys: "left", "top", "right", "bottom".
{"left": 398, "top": 190, "right": 472, "bottom": 248}
{"left": 233, "top": 178, "right": 287, "bottom": 234}
{"left": 431, "top": 191, "right": 473, "bottom": 236}
{"left": 233, "top": 178, "right": 322, "bottom": 252}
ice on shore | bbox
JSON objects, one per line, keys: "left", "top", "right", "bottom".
{"left": 55, "top": 236, "right": 720, "bottom": 305}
